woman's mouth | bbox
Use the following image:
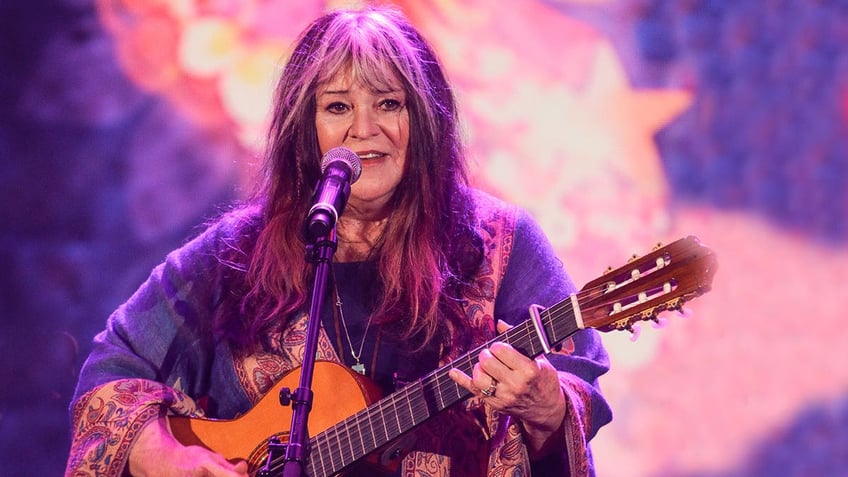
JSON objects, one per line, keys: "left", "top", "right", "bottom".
{"left": 357, "top": 151, "right": 386, "bottom": 161}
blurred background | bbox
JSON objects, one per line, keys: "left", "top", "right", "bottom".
{"left": 2, "top": 0, "right": 847, "bottom": 475}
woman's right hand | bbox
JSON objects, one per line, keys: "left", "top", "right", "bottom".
{"left": 128, "top": 417, "right": 249, "bottom": 477}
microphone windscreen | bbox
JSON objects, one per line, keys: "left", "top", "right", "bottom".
{"left": 320, "top": 147, "right": 362, "bottom": 183}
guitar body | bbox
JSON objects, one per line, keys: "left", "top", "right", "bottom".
{"left": 169, "top": 361, "right": 385, "bottom": 473}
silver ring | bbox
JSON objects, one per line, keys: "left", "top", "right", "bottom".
{"left": 480, "top": 379, "right": 497, "bottom": 397}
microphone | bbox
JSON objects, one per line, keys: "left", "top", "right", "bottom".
{"left": 306, "top": 147, "right": 362, "bottom": 239}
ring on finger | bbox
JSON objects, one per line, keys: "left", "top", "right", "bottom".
{"left": 480, "top": 379, "right": 498, "bottom": 397}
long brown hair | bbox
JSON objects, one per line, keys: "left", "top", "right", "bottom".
{"left": 219, "top": 6, "right": 482, "bottom": 356}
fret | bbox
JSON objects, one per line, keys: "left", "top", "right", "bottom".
{"left": 392, "top": 398, "right": 403, "bottom": 437}
{"left": 364, "top": 401, "right": 378, "bottom": 455}
{"left": 378, "top": 398, "right": 390, "bottom": 442}
{"left": 405, "top": 381, "right": 430, "bottom": 426}
{"left": 430, "top": 372, "right": 445, "bottom": 410}
{"left": 329, "top": 425, "right": 342, "bottom": 471}
{"left": 392, "top": 396, "right": 402, "bottom": 435}
{"left": 436, "top": 373, "right": 448, "bottom": 410}
{"left": 394, "top": 391, "right": 407, "bottom": 424}
{"left": 341, "top": 422, "right": 354, "bottom": 466}
{"left": 342, "top": 416, "right": 354, "bottom": 461}
{"left": 352, "top": 403, "right": 366, "bottom": 459}
{"left": 426, "top": 370, "right": 452, "bottom": 412}
{"left": 403, "top": 388, "right": 416, "bottom": 427}
{"left": 451, "top": 375, "right": 461, "bottom": 405}
{"left": 341, "top": 419, "right": 364, "bottom": 460}
{"left": 311, "top": 436, "right": 326, "bottom": 477}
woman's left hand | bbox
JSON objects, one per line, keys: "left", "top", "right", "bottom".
{"left": 448, "top": 321, "right": 566, "bottom": 454}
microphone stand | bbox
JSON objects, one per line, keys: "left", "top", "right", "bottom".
{"left": 265, "top": 228, "right": 336, "bottom": 477}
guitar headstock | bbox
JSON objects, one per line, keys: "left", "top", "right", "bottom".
{"left": 578, "top": 236, "right": 717, "bottom": 333}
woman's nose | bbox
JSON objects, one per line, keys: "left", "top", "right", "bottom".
{"left": 349, "top": 108, "right": 380, "bottom": 138}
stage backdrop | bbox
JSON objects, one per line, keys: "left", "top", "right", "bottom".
{"left": 1, "top": 0, "right": 847, "bottom": 476}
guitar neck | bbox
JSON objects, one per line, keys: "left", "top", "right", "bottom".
{"left": 304, "top": 299, "right": 582, "bottom": 477}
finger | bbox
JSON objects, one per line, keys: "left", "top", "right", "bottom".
{"left": 196, "top": 448, "right": 249, "bottom": 477}
{"left": 448, "top": 368, "right": 477, "bottom": 394}
{"left": 231, "top": 460, "right": 249, "bottom": 477}
{"left": 487, "top": 341, "right": 534, "bottom": 373}
{"left": 477, "top": 346, "right": 509, "bottom": 375}
{"left": 471, "top": 361, "right": 491, "bottom": 388}
{"left": 477, "top": 348, "right": 516, "bottom": 389}
{"left": 471, "top": 361, "right": 502, "bottom": 398}
{"left": 496, "top": 319, "right": 513, "bottom": 334}
{"left": 205, "top": 461, "right": 249, "bottom": 477}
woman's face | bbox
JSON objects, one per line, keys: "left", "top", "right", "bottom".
{"left": 315, "top": 70, "right": 410, "bottom": 219}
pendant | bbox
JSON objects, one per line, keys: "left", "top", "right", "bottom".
{"left": 351, "top": 362, "right": 366, "bottom": 375}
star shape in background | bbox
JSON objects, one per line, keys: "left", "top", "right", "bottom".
{"left": 466, "top": 41, "right": 692, "bottom": 270}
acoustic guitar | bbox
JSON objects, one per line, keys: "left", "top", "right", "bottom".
{"left": 169, "top": 236, "right": 717, "bottom": 476}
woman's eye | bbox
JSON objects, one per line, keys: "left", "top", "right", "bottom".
{"left": 326, "top": 102, "right": 349, "bottom": 114}
{"left": 379, "top": 99, "right": 403, "bottom": 111}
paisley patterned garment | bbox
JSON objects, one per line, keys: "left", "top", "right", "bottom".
{"left": 66, "top": 191, "right": 612, "bottom": 476}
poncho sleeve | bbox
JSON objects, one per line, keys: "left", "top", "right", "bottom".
{"left": 65, "top": 213, "right": 252, "bottom": 477}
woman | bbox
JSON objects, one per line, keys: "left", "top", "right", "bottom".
{"left": 66, "top": 6, "right": 612, "bottom": 477}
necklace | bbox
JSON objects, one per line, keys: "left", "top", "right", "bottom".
{"left": 333, "top": 280, "right": 375, "bottom": 375}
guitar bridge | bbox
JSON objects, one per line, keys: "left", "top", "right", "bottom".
{"left": 257, "top": 436, "right": 287, "bottom": 477}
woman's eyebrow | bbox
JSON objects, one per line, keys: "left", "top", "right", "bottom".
{"left": 318, "top": 88, "right": 349, "bottom": 95}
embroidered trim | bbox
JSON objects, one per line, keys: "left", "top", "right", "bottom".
{"left": 65, "top": 378, "right": 201, "bottom": 477}
{"left": 234, "top": 314, "right": 341, "bottom": 404}
{"left": 402, "top": 194, "right": 520, "bottom": 477}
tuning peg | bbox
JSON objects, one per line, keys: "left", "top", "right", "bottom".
{"left": 627, "top": 253, "right": 640, "bottom": 263}
{"left": 665, "top": 300, "right": 692, "bottom": 318}
{"left": 676, "top": 307, "right": 694, "bottom": 318}
{"left": 666, "top": 299, "right": 685, "bottom": 313}
{"left": 628, "top": 323, "right": 642, "bottom": 342}
{"left": 652, "top": 242, "right": 664, "bottom": 251}
{"left": 651, "top": 316, "right": 669, "bottom": 329}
